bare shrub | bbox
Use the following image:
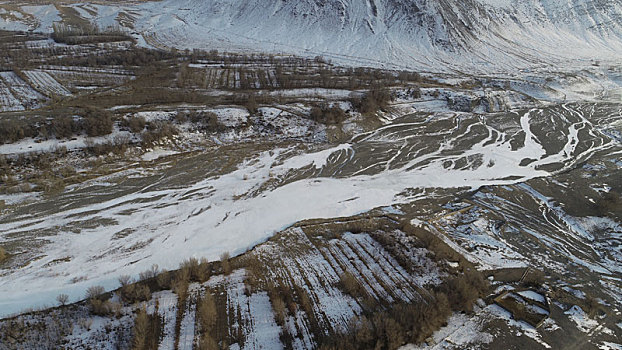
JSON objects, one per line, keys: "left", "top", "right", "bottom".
{"left": 83, "top": 108, "right": 113, "bottom": 137}
{"left": 142, "top": 121, "right": 178, "bottom": 146}
{"left": 271, "top": 296, "right": 287, "bottom": 326}
{"left": 352, "top": 88, "right": 392, "bottom": 114}
{"left": 244, "top": 95, "right": 258, "bottom": 114}
{"left": 89, "top": 298, "right": 112, "bottom": 316}
{"left": 194, "top": 258, "right": 212, "bottom": 282}
{"left": 85, "top": 285, "right": 106, "bottom": 300}
{"left": 197, "top": 291, "right": 217, "bottom": 333}
{"left": 56, "top": 293, "right": 69, "bottom": 306}
{"left": 321, "top": 291, "right": 452, "bottom": 349}
{"left": 339, "top": 271, "right": 367, "bottom": 300}
{"left": 139, "top": 264, "right": 159, "bottom": 281}
{"left": 436, "top": 269, "right": 488, "bottom": 313}
{"left": 120, "top": 283, "right": 151, "bottom": 304}
{"left": 0, "top": 247, "right": 7, "bottom": 263}
{"left": 52, "top": 23, "right": 132, "bottom": 45}
{"left": 220, "top": 252, "right": 232, "bottom": 275}
{"left": 118, "top": 275, "right": 133, "bottom": 287}
{"left": 126, "top": 116, "right": 146, "bottom": 133}
{"left": 172, "top": 269, "right": 189, "bottom": 298}
{"left": 131, "top": 307, "right": 148, "bottom": 350}
{"left": 309, "top": 104, "right": 348, "bottom": 125}
{"left": 156, "top": 269, "right": 171, "bottom": 289}
{"left": 51, "top": 116, "right": 77, "bottom": 139}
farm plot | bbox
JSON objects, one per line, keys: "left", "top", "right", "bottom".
{"left": 0, "top": 79, "right": 24, "bottom": 112}
{"left": 46, "top": 68, "right": 133, "bottom": 91}
{"left": 0, "top": 71, "right": 45, "bottom": 111}
{"left": 23, "top": 70, "right": 71, "bottom": 96}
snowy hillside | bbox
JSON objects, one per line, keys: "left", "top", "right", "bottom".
{"left": 2, "top": 0, "right": 621, "bottom": 73}
{"left": 131, "top": 0, "right": 622, "bottom": 72}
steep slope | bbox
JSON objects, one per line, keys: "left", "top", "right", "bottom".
{"left": 1, "top": 0, "right": 621, "bottom": 73}
{"left": 129, "top": 0, "right": 622, "bottom": 72}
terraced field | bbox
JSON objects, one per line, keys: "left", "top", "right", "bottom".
{"left": 0, "top": 222, "right": 460, "bottom": 349}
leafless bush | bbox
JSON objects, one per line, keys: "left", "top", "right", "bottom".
{"left": 139, "top": 264, "right": 160, "bottom": 281}
{"left": 220, "top": 252, "right": 232, "bottom": 275}
{"left": 142, "top": 121, "right": 178, "bottom": 146}
{"left": 321, "top": 291, "right": 452, "bottom": 349}
{"left": 83, "top": 107, "right": 113, "bottom": 137}
{"left": 118, "top": 275, "right": 133, "bottom": 287}
{"left": 271, "top": 296, "right": 287, "bottom": 326}
{"left": 244, "top": 95, "right": 258, "bottom": 114}
{"left": 351, "top": 88, "right": 392, "bottom": 114}
{"left": 56, "top": 293, "right": 69, "bottom": 306}
{"left": 125, "top": 116, "right": 146, "bottom": 133}
{"left": 85, "top": 285, "right": 106, "bottom": 300}
{"left": 120, "top": 283, "right": 151, "bottom": 304}
{"left": 130, "top": 307, "right": 148, "bottom": 350}
{"left": 309, "top": 104, "right": 348, "bottom": 125}
{"left": 0, "top": 119, "right": 36, "bottom": 143}
{"left": 156, "top": 269, "right": 171, "bottom": 290}
{"left": 339, "top": 271, "right": 367, "bottom": 300}
{"left": 51, "top": 116, "right": 78, "bottom": 139}
{"left": 89, "top": 298, "right": 112, "bottom": 316}
{"left": 436, "top": 269, "right": 488, "bottom": 312}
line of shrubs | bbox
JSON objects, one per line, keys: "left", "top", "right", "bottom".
{"left": 51, "top": 23, "right": 133, "bottom": 45}
{"left": 0, "top": 107, "right": 114, "bottom": 144}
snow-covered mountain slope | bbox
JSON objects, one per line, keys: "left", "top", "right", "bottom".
{"left": 3, "top": 0, "right": 622, "bottom": 73}
{"left": 114, "top": 0, "right": 622, "bottom": 72}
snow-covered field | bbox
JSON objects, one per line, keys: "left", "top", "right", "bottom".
{"left": 0, "top": 71, "right": 45, "bottom": 111}
{"left": 0, "top": 2, "right": 620, "bottom": 347}
{"left": 0, "top": 102, "right": 617, "bottom": 316}
{"left": 23, "top": 70, "right": 71, "bottom": 97}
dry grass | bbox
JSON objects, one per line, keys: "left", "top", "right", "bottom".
{"left": 0, "top": 247, "right": 7, "bottom": 263}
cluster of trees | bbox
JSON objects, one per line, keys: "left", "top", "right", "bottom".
{"left": 325, "top": 267, "right": 488, "bottom": 350}
{"left": 175, "top": 110, "right": 225, "bottom": 132}
{"left": 0, "top": 107, "right": 113, "bottom": 145}
{"left": 309, "top": 103, "right": 348, "bottom": 125}
{"left": 51, "top": 23, "right": 132, "bottom": 45}
{"left": 320, "top": 294, "right": 452, "bottom": 350}
{"left": 141, "top": 120, "right": 178, "bottom": 146}
{"left": 351, "top": 88, "right": 393, "bottom": 114}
